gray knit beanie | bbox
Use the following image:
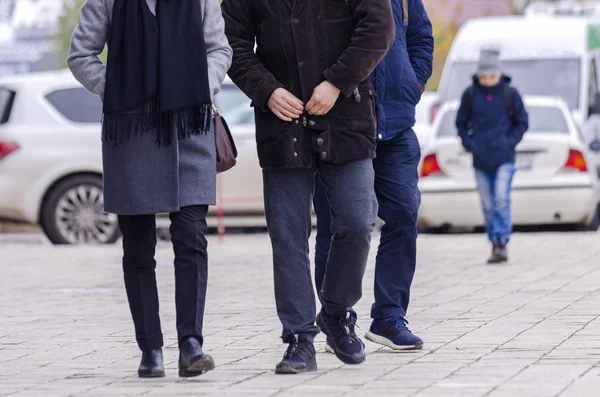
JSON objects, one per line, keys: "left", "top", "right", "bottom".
{"left": 477, "top": 48, "right": 502, "bottom": 76}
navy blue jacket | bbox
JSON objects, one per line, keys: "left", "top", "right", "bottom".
{"left": 370, "top": 0, "right": 434, "bottom": 141}
{"left": 456, "top": 76, "right": 529, "bottom": 171}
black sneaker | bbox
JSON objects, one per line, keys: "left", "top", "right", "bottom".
{"left": 275, "top": 335, "right": 317, "bottom": 375}
{"left": 317, "top": 309, "right": 366, "bottom": 365}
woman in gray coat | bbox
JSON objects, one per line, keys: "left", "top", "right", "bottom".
{"left": 68, "top": 0, "right": 232, "bottom": 378}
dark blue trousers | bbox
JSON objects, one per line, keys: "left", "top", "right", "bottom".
{"left": 314, "top": 130, "right": 421, "bottom": 320}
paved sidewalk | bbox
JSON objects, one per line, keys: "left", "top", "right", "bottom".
{"left": 1, "top": 232, "right": 600, "bottom": 397}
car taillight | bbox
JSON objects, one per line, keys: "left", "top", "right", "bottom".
{"left": 421, "top": 153, "right": 444, "bottom": 178}
{"left": 430, "top": 103, "right": 440, "bottom": 123}
{"left": 564, "top": 149, "right": 588, "bottom": 172}
{"left": 0, "top": 141, "right": 19, "bottom": 160}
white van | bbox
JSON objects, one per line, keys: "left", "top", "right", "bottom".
{"left": 434, "top": 15, "right": 600, "bottom": 128}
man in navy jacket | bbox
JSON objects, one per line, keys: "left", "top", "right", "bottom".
{"left": 314, "top": 0, "right": 434, "bottom": 351}
{"left": 456, "top": 49, "right": 529, "bottom": 264}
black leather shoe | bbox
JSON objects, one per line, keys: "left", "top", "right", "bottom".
{"left": 275, "top": 336, "right": 317, "bottom": 375}
{"left": 138, "top": 348, "right": 165, "bottom": 378}
{"left": 179, "top": 337, "right": 215, "bottom": 378}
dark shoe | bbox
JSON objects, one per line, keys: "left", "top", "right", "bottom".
{"left": 317, "top": 309, "right": 366, "bottom": 365}
{"left": 138, "top": 348, "right": 165, "bottom": 378}
{"left": 496, "top": 245, "right": 508, "bottom": 262}
{"left": 178, "top": 336, "right": 215, "bottom": 378}
{"left": 275, "top": 336, "right": 318, "bottom": 375}
{"left": 488, "top": 244, "right": 508, "bottom": 264}
{"left": 365, "top": 316, "right": 423, "bottom": 351}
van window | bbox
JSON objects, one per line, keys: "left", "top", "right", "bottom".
{"left": 588, "top": 59, "right": 599, "bottom": 114}
{"left": 441, "top": 59, "right": 581, "bottom": 110}
{"left": 45, "top": 88, "right": 102, "bottom": 123}
{"left": 438, "top": 106, "right": 569, "bottom": 137}
{"left": 0, "top": 87, "right": 15, "bottom": 124}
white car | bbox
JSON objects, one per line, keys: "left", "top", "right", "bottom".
{"left": 418, "top": 96, "right": 600, "bottom": 231}
{"left": 0, "top": 70, "right": 263, "bottom": 244}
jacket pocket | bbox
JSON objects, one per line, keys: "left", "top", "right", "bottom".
{"left": 320, "top": 0, "right": 352, "bottom": 21}
{"left": 472, "top": 133, "right": 512, "bottom": 169}
{"left": 406, "top": 68, "right": 422, "bottom": 105}
{"left": 329, "top": 83, "right": 376, "bottom": 137}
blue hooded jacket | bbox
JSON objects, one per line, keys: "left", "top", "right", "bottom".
{"left": 370, "top": 0, "right": 434, "bottom": 141}
{"left": 456, "top": 76, "right": 529, "bottom": 171}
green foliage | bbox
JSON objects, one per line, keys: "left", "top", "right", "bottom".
{"left": 56, "top": 0, "right": 107, "bottom": 68}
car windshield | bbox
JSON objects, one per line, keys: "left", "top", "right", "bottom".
{"left": 213, "top": 85, "right": 254, "bottom": 127}
{"left": 441, "top": 59, "right": 581, "bottom": 109}
{"left": 437, "top": 105, "right": 570, "bottom": 137}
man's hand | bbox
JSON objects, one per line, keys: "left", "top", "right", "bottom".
{"left": 267, "top": 88, "right": 304, "bottom": 122}
{"left": 306, "top": 81, "right": 341, "bottom": 116}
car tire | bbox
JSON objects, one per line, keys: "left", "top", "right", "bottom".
{"left": 584, "top": 206, "right": 600, "bottom": 232}
{"left": 40, "top": 175, "right": 120, "bottom": 245}
{"left": 574, "top": 206, "right": 600, "bottom": 232}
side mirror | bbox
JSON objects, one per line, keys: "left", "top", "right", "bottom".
{"left": 590, "top": 140, "right": 600, "bottom": 152}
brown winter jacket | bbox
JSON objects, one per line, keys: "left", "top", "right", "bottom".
{"left": 222, "top": 0, "right": 395, "bottom": 168}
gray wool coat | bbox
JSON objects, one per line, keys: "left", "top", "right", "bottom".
{"left": 68, "top": 0, "right": 232, "bottom": 215}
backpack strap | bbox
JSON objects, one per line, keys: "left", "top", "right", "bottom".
{"left": 464, "top": 85, "right": 475, "bottom": 128}
{"left": 402, "top": 0, "right": 409, "bottom": 26}
{"left": 502, "top": 84, "right": 516, "bottom": 125}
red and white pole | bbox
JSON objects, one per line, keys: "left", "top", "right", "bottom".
{"left": 216, "top": 174, "right": 225, "bottom": 239}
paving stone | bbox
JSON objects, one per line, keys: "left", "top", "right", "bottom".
{"left": 2, "top": 232, "right": 600, "bottom": 396}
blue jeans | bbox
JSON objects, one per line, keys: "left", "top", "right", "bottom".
{"left": 474, "top": 162, "right": 516, "bottom": 245}
{"left": 314, "top": 130, "right": 421, "bottom": 320}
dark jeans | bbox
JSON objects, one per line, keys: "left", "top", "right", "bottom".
{"left": 263, "top": 159, "right": 378, "bottom": 342}
{"left": 118, "top": 205, "right": 209, "bottom": 352}
{"left": 314, "top": 130, "right": 421, "bottom": 320}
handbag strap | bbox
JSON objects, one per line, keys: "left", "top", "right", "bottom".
{"left": 211, "top": 103, "right": 220, "bottom": 117}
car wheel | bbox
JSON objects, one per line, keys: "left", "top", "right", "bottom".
{"left": 574, "top": 206, "right": 600, "bottom": 232}
{"left": 40, "top": 175, "right": 120, "bottom": 245}
{"left": 585, "top": 206, "right": 600, "bottom": 232}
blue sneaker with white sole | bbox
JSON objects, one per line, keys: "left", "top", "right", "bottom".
{"left": 364, "top": 316, "right": 423, "bottom": 351}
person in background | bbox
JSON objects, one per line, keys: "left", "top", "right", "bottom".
{"left": 314, "top": 0, "right": 434, "bottom": 352}
{"left": 68, "top": 0, "right": 232, "bottom": 378}
{"left": 223, "top": 0, "right": 394, "bottom": 374}
{"left": 456, "top": 48, "right": 529, "bottom": 264}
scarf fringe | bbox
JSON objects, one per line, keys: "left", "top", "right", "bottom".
{"left": 102, "top": 97, "right": 212, "bottom": 147}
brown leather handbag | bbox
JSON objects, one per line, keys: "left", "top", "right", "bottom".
{"left": 213, "top": 104, "right": 238, "bottom": 173}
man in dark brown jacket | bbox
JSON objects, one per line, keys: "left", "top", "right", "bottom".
{"left": 222, "top": 0, "right": 394, "bottom": 374}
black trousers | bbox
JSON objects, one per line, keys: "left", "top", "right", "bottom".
{"left": 118, "top": 205, "right": 209, "bottom": 352}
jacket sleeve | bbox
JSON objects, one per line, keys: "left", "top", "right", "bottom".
{"left": 67, "top": 0, "right": 110, "bottom": 100}
{"left": 323, "top": 0, "right": 395, "bottom": 97}
{"left": 203, "top": 0, "right": 233, "bottom": 99}
{"left": 221, "top": 0, "right": 284, "bottom": 112}
{"left": 407, "top": 0, "right": 434, "bottom": 88}
{"left": 456, "top": 89, "right": 474, "bottom": 152}
{"left": 507, "top": 89, "right": 529, "bottom": 148}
